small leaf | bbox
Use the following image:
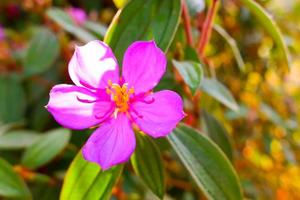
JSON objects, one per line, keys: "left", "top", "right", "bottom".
{"left": 0, "top": 130, "right": 41, "bottom": 150}
{"left": 104, "top": 0, "right": 181, "bottom": 62}
{"left": 241, "top": 0, "right": 291, "bottom": 68}
{"left": 202, "top": 110, "right": 233, "bottom": 160}
{"left": 131, "top": 133, "right": 165, "bottom": 199}
{"left": 172, "top": 60, "right": 203, "bottom": 94}
{"left": 168, "top": 124, "right": 243, "bottom": 200}
{"left": 213, "top": 25, "right": 245, "bottom": 72}
{"left": 46, "top": 8, "right": 96, "bottom": 42}
{"left": 0, "top": 75, "right": 26, "bottom": 123}
{"left": 22, "top": 128, "right": 71, "bottom": 170}
{"left": 201, "top": 78, "right": 239, "bottom": 111}
{"left": 0, "top": 158, "right": 31, "bottom": 199}
{"left": 24, "top": 28, "right": 60, "bottom": 76}
{"left": 60, "top": 152, "right": 123, "bottom": 200}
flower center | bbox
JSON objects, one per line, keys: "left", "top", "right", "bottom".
{"left": 106, "top": 80, "right": 134, "bottom": 113}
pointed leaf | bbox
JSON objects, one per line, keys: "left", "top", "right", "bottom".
{"left": 201, "top": 78, "right": 239, "bottom": 111}
{"left": 104, "top": 0, "right": 181, "bottom": 61}
{"left": 0, "top": 158, "right": 31, "bottom": 199}
{"left": 168, "top": 124, "right": 242, "bottom": 200}
{"left": 131, "top": 134, "right": 165, "bottom": 199}
{"left": 202, "top": 110, "right": 233, "bottom": 160}
{"left": 172, "top": 60, "right": 203, "bottom": 94}
{"left": 21, "top": 128, "right": 71, "bottom": 170}
{"left": 60, "top": 152, "right": 123, "bottom": 200}
{"left": 0, "top": 130, "right": 41, "bottom": 150}
{"left": 24, "top": 28, "right": 60, "bottom": 76}
{"left": 213, "top": 25, "right": 245, "bottom": 72}
{"left": 241, "top": 0, "right": 291, "bottom": 68}
{"left": 46, "top": 8, "right": 96, "bottom": 42}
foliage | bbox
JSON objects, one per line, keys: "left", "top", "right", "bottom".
{"left": 0, "top": 0, "right": 299, "bottom": 199}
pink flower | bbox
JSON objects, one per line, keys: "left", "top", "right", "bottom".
{"left": 0, "top": 25, "right": 5, "bottom": 40}
{"left": 46, "top": 40, "right": 185, "bottom": 170}
{"left": 66, "top": 7, "right": 87, "bottom": 25}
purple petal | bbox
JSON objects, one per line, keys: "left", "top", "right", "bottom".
{"left": 67, "top": 7, "right": 87, "bottom": 25}
{"left": 69, "top": 40, "right": 119, "bottom": 90}
{"left": 82, "top": 113, "right": 135, "bottom": 170}
{"left": 131, "top": 90, "right": 185, "bottom": 138}
{"left": 122, "top": 40, "right": 167, "bottom": 94}
{"left": 46, "top": 84, "right": 114, "bottom": 130}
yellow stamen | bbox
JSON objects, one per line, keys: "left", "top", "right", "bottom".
{"left": 106, "top": 80, "right": 134, "bottom": 115}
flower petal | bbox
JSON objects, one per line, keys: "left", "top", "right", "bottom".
{"left": 122, "top": 40, "right": 167, "bottom": 94}
{"left": 131, "top": 90, "right": 185, "bottom": 138}
{"left": 46, "top": 84, "right": 114, "bottom": 130}
{"left": 82, "top": 113, "right": 135, "bottom": 170}
{"left": 69, "top": 40, "right": 119, "bottom": 89}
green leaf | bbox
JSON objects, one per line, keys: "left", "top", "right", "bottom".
{"left": 201, "top": 78, "right": 239, "bottom": 111}
{"left": 21, "top": 128, "right": 71, "bottom": 170}
{"left": 202, "top": 110, "right": 233, "bottom": 160}
{"left": 168, "top": 124, "right": 242, "bottom": 200}
{"left": 172, "top": 60, "right": 203, "bottom": 94}
{"left": 0, "top": 130, "right": 41, "bottom": 150}
{"left": 24, "top": 28, "right": 60, "bottom": 76}
{"left": 83, "top": 21, "right": 107, "bottom": 38}
{"left": 0, "top": 158, "right": 31, "bottom": 199}
{"left": 104, "top": 0, "right": 181, "bottom": 62}
{"left": 213, "top": 25, "right": 245, "bottom": 72}
{"left": 0, "top": 75, "right": 26, "bottom": 123}
{"left": 60, "top": 152, "right": 123, "bottom": 200}
{"left": 241, "top": 0, "right": 291, "bottom": 68}
{"left": 46, "top": 8, "right": 96, "bottom": 42}
{"left": 131, "top": 134, "right": 165, "bottom": 199}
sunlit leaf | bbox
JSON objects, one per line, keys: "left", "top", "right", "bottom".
{"left": 24, "top": 28, "right": 60, "bottom": 77}
{"left": 202, "top": 110, "right": 233, "bottom": 160}
{"left": 46, "top": 8, "right": 96, "bottom": 42}
{"left": 0, "top": 130, "right": 41, "bottom": 150}
{"left": 213, "top": 25, "right": 245, "bottom": 72}
{"left": 60, "top": 152, "right": 123, "bottom": 200}
{"left": 173, "top": 60, "right": 203, "bottom": 94}
{"left": 104, "top": 0, "right": 181, "bottom": 62}
{"left": 131, "top": 133, "right": 165, "bottom": 199}
{"left": 201, "top": 78, "right": 239, "bottom": 111}
{"left": 21, "top": 128, "right": 71, "bottom": 170}
{"left": 168, "top": 124, "right": 243, "bottom": 200}
{"left": 241, "top": 0, "right": 291, "bottom": 68}
{"left": 0, "top": 158, "right": 31, "bottom": 199}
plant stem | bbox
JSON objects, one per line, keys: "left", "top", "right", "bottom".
{"left": 181, "top": 0, "right": 193, "bottom": 46}
{"left": 197, "top": 0, "right": 219, "bottom": 57}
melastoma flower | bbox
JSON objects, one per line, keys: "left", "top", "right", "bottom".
{"left": 66, "top": 7, "right": 87, "bottom": 26}
{"left": 46, "top": 40, "right": 185, "bottom": 170}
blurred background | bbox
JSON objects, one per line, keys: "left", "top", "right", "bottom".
{"left": 0, "top": 0, "right": 300, "bottom": 199}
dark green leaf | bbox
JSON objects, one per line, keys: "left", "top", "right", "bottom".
{"left": 201, "top": 78, "right": 239, "bottom": 111}
{"left": 24, "top": 28, "right": 60, "bottom": 76}
{"left": 202, "top": 110, "right": 233, "bottom": 160}
{"left": 131, "top": 134, "right": 165, "bottom": 199}
{"left": 46, "top": 8, "right": 96, "bottom": 42}
{"left": 241, "top": 0, "right": 291, "bottom": 68}
{"left": 213, "top": 25, "right": 245, "bottom": 72}
{"left": 0, "top": 75, "right": 26, "bottom": 123}
{"left": 172, "top": 60, "right": 203, "bottom": 94}
{"left": 168, "top": 124, "right": 242, "bottom": 200}
{"left": 21, "top": 128, "right": 71, "bottom": 169}
{"left": 104, "top": 0, "right": 181, "bottom": 62}
{"left": 60, "top": 152, "right": 123, "bottom": 200}
{"left": 0, "top": 130, "right": 41, "bottom": 150}
{"left": 0, "top": 158, "right": 31, "bottom": 199}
